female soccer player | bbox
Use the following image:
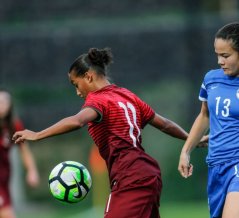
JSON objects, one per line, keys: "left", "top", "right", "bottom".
{"left": 13, "top": 47, "right": 190, "bottom": 218}
{"left": 0, "top": 89, "right": 39, "bottom": 218}
{"left": 178, "top": 22, "right": 239, "bottom": 218}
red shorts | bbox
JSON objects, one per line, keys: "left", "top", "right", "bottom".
{"left": 0, "top": 184, "right": 11, "bottom": 208}
{"left": 104, "top": 176, "right": 162, "bottom": 218}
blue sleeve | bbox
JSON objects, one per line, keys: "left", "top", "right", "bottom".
{"left": 199, "top": 81, "right": 207, "bottom": 101}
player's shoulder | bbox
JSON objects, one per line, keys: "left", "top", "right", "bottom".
{"left": 87, "top": 84, "right": 138, "bottom": 103}
{"left": 204, "top": 68, "right": 225, "bottom": 84}
{"left": 110, "top": 84, "right": 131, "bottom": 91}
{"left": 205, "top": 68, "right": 223, "bottom": 79}
{"left": 107, "top": 84, "right": 137, "bottom": 97}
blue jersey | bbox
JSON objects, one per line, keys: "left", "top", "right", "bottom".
{"left": 199, "top": 68, "right": 239, "bottom": 166}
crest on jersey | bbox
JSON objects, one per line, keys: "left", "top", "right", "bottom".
{"left": 237, "top": 89, "right": 239, "bottom": 99}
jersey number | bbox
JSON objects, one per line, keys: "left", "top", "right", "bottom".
{"left": 118, "top": 102, "right": 140, "bottom": 147}
{"left": 215, "top": 97, "right": 230, "bottom": 117}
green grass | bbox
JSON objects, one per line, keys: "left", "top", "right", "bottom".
{"left": 17, "top": 201, "right": 209, "bottom": 218}
{"left": 161, "top": 201, "right": 209, "bottom": 218}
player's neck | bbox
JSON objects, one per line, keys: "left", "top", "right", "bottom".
{"left": 92, "top": 79, "right": 111, "bottom": 91}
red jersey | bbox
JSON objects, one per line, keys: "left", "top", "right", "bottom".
{"left": 0, "top": 119, "right": 24, "bottom": 184}
{"left": 82, "top": 84, "right": 161, "bottom": 188}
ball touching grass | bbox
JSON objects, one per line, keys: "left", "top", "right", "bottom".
{"left": 48, "top": 161, "right": 92, "bottom": 203}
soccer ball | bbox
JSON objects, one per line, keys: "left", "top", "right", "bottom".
{"left": 48, "top": 161, "right": 92, "bottom": 203}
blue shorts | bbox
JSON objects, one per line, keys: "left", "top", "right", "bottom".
{"left": 208, "top": 159, "right": 239, "bottom": 218}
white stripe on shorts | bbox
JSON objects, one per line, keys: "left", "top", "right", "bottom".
{"left": 106, "top": 193, "right": 112, "bottom": 213}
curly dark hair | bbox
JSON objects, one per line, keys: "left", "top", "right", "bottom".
{"left": 69, "top": 47, "right": 113, "bottom": 77}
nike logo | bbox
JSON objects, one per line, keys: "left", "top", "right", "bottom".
{"left": 72, "top": 176, "right": 82, "bottom": 198}
{"left": 211, "top": 86, "right": 218, "bottom": 90}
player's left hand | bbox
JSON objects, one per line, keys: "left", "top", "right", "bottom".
{"left": 12, "top": 129, "right": 38, "bottom": 144}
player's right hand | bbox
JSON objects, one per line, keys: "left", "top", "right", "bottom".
{"left": 12, "top": 130, "right": 38, "bottom": 144}
{"left": 178, "top": 152, "right": 193, "bottom": 178}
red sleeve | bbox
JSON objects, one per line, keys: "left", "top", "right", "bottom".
{"left": 82, "top": 93, "right": 106, "bottom": 122}
{"left": 135, "top": 95, "right": 155, "bottom": 129}
{"left": 14, "top": 119, "right": 24, "bottom": 132}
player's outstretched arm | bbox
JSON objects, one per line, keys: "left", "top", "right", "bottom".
{"left": 13, "top": 107, "right": 98, "bottom": 144}
{"left": 149, "top": 113, "right": 188, "bottom": 140}
{"left": 178, "top": 102, "right": 209, "bottom": 178}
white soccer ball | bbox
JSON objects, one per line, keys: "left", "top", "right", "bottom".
{"left": 48, "top": 161, "right": 92, "bottom": 203}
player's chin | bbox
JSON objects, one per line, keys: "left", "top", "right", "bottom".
{"left": 223, "top": 69, "right": 237, "bottom": 76}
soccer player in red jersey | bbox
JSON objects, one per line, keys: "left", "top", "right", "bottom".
{"left": 13, "top": 48, "right": 191, "bottom": 218}
{"left": 0, "top": 89, "right": 39, "bottom": 218}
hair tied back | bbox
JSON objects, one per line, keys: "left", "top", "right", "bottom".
{"left": 88, "top": 48, "right": 113, "bottom": 67}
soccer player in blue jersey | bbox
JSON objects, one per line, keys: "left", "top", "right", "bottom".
{"left": 178, "top": 22, "right": 239, "bottom": 218}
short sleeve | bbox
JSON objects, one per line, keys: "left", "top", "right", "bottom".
{"left": 199, "top": 81, "right": 208, "bottom": 102}
{"left": 82, "top": 94, "right": 105, "bottom": 122}
{"left": 135, "top": 96, "right": 155, "bottom": 128}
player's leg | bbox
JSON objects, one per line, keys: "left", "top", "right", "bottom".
{"left": 0, "top": 206, "right": 16, "bottom": 218}
{"left": 207, "top": 164, "right": 226, "bottom": 218}
{"left": 208, "top": 161, "right": 239, "bottom": 218}
{"left": 222, "top": 162, "right": 239, "bottom": 218}
{"left": 222, "top": 192, "right": 239, "bottom": 218}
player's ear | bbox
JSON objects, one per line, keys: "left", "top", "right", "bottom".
{"left": 85, "top": 70, "right": 94, "bottom": 83}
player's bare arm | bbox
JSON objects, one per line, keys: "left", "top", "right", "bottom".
{"left": 19, "top": 142, "right": 40, "bottom": 187}
{"left": 149, "top": 113, "right": 188, "bottom": 140}
{"left": 178, "top": 102, "right": 209, "bottom": 178}
{"left": 13, "top": 107, "right": 98, "bottom": 144}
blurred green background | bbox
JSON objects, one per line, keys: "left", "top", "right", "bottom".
{"left": 1, "top": 0, "right": 238, "bottom": 217}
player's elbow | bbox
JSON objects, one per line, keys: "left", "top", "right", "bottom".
{"left": 159, "top": 119, "right": 175, "bottom": 133}
{"left": 77, "top": 121, "right": 85, "bottom": 128}
{"left": 65, "top": 116, "right": 85, "bottom": 129}
{"left": 72, "top": 118, "right": 85, "bottom": 129}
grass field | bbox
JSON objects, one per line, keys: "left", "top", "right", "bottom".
{"left": 17, "top": 201, "right": 209, "bottom": 218}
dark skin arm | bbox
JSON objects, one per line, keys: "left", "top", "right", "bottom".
{"left": 149, "top": 113, "right": 188, "bottom": 140}
{"left": 13, "top": 108, "right": 98, "bottom": 144}
{"left": 13, "top": 108, "right": 207, "bottom": 146}
{"left": 150, "top": 113, "right": 208, "bottom": 147}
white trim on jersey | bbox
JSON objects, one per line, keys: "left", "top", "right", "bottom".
{"left": 201, "top": 83, "right": 206, "bottom": 90}
{"left": 199, "top": 96, "right": 207, "bottom": 101}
